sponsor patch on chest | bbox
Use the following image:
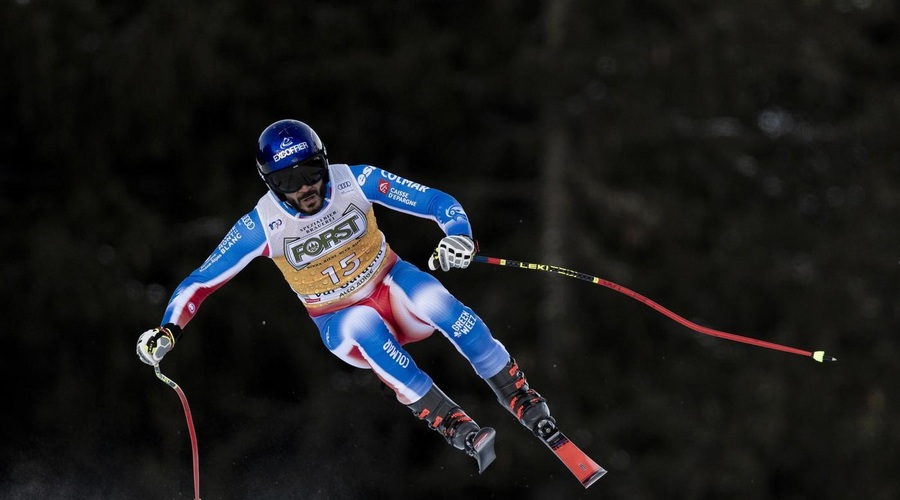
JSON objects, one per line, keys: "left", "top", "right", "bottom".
{"left": 283, "top": 204, "right": 368, "bottom": 269}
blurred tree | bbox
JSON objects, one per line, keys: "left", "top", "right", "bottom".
{"left": 2, "top": 0, "right": 899, "bottom": 498}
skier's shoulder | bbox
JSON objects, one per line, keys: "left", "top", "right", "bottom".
{"left": 351, "top": 165, "right": 433, "bottom": 193}
{"left": 347, "top": 164, "right": 379, "bottom": 184}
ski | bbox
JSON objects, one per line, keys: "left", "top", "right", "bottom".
{"left": 535, "top": 420, "right": 607, "bottom": 488}
{"left": 469, "top": 427, "right": 497, "bottom": 473}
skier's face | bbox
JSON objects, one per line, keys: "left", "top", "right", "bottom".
{"left": 285, "top": 179, "right": 325, "bottom": 214}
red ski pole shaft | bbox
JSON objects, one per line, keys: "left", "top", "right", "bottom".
{"left": 155, "top": 365, "right": 201, "bottom": 500}
{"left": 473, "top": 255, "right": 835, "bottom": 363}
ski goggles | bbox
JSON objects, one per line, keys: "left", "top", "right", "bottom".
{"left": 266, "top": 155, "right": 327, "bottom": 193}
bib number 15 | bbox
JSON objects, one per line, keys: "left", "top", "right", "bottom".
{"left": 321, "top": 253, "right": 360, "bottom": 285}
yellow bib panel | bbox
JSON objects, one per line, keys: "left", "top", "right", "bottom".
{"left": 255, "top": 164, "right": 392, "bottom": 307}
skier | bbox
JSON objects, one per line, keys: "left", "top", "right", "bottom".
{"left": 137, "top": 119, "right": 557, "bottom": 472}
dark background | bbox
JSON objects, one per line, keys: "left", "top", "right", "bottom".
{"left": 3, "top": 1, "right": 899, "bottom": 499}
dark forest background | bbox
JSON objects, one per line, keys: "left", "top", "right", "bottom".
{"left": 3, "top": 1, "right": 899, "bottom": 499}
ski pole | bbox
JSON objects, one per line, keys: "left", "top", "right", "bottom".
{"left": 473, "top": 255, "right": 836, "bottom": 363}
{"left": 154, "top": 364, "right": 201, "bottom": 500}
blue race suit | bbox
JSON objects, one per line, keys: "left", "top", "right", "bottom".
{"left": 161, "top": 164, "right": 510, "bottom": 404}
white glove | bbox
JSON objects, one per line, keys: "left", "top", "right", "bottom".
{"left": 136, "top": 325, "right": 179, "bottom": 366}
{"left": 428, "top": 235, "right": 476, "bottom": 272}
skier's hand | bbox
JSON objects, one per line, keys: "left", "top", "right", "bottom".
{"left": 136, "top": 324, "right": 180, "bottom": 366}
{"left": 428, "top": 235, "right": 477, "bottom": 272}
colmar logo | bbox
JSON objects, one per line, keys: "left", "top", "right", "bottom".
{"left": 382, "top": 339, "right": 410, "bottom": 368}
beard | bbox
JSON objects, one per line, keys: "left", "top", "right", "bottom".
{"left": 289, "top": 183, "right": 325, "bottom": 215}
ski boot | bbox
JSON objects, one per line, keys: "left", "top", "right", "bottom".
{"left": 407, "top": 384, "right": 497, "bottom": 473}
{"left": 486, "top": 357, "right": 558, "bottom": 439}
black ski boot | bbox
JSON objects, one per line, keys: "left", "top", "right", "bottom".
{"left": 486, "top": 358, "right": 557, "bottom": 439}
{"left": 407, "top": 384, "right": 497, "bottom": 473}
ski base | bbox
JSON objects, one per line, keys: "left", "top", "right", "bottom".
{"left": 536, "top": 423, "right": 607, "bottom": 488}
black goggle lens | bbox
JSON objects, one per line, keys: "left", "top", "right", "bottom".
{"left": 267, "top": 156, "right": 326, "bottom": 193}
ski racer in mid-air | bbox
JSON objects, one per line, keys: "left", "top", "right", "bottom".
{"left": 136, "top": 118, "right": 557, "bottom": 472}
